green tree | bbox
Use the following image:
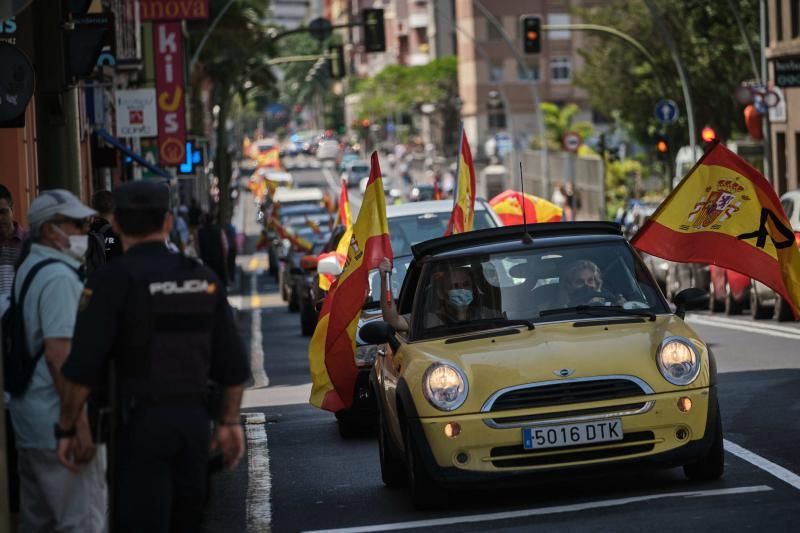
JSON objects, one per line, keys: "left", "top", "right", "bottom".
{"left": 188, "top": 0, "right": 277, "bottom": 224}
{"left": 574, "top": 0, "right": 759, "bottom": 151}
{"left": 534, "top": 102, "right": 594, "bottom": 151}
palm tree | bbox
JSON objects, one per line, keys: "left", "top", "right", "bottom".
{"left": 188, "top": 0, "right": 278, "bottom": 224}
{"left": 535, "top": 102, "right": 594, "bottom": 152}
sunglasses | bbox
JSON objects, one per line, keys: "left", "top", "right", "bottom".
{"left": 50, "top": 217, "right": 90, "bottom": 229}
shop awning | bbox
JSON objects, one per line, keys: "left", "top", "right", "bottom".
{"left": 94, "top": 128, "right": 171, "bottom": 179}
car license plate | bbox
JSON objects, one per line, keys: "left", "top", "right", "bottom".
{"left": 522, "top": 419, "right": 623, "bottom": 450}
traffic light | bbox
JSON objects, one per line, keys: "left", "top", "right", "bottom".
{"left": 521, "top": 16, "right": 542, "bottom": 54}
{"left": 656, "top": 134, "right": 670, "bottom": 162}
{"left": 328, "top": 44, "right": 345, "bottom": 80}
{"left": 362, "top": 8, "right": 386, "bottom": 53}
{"left": 701, "top": 125, "right": 717, "bottom": 144}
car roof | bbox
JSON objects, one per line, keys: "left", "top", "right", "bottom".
{"left": 386, "top": 199, "right": 489, "bottom": 218}
{"left": 274, "top": 187, "right": 324, "bottom": 202}
{"left": 411, "top": 222, "right": 625, "bottom": 260}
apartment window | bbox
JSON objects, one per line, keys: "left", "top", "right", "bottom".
{"left": 488, "top": 109, "right": 507, "bottom": 129}
{"left": 547, "top": 13, "right": 571, "bottom": 40}
{"left": 487, "top": 18, "right": 505, "bottom": 40}
{"left": 517, "top": 61, "right": 540, "bottom": 81}
{"left": 550, "top": 57, "right": 572, "bottom": 82}
{"left": 489, "top": 61, "right": 504, "bottom": 82}
{"left": 777, "top": 0, "right": 784, "bottom": 41}
{"left": 792, "top": 0, "right": 800, "bottom": 38}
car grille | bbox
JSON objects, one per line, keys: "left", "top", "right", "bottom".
{"left": 488, "top": 378, "right": 648, "bottom": 412}
{"left": 489, "top": 431, "right": 656, "bottom": 468}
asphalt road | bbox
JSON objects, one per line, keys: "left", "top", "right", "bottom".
{"left": 207, "top": 168, "right": 800, "bottom": 533}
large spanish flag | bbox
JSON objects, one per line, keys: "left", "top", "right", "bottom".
{"left": 632, "top": 142, "right": 800, "bottom": 317}
{"left": 489, "top": 190, "right": 563, "bottom": 225}
{"left": 309, "top": 152, "right": 393, "bottom": 411}
{"left": 445, "top": 126, "right": 477, "bottom": 235}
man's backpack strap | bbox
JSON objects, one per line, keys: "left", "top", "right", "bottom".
{"left": 15, "top": 258, "right": 64, "bottom": 308}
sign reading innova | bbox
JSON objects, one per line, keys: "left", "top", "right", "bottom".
{"left": 140, "top": 0, "right": 209, "bottom": 21}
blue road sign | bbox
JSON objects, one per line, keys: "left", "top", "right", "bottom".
{"left": 654, "top": 99, "right": 679, "bottom": 124}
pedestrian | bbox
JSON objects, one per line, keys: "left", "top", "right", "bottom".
{"left": 197, "top": 211, "right": 229, "bottom": 283}
{"left": 9, "top": 189, "right": 106, "bottom": 532}
{"left": 55, "top": 181, "right": 250, "bottom": 532}
{"left": 89, "top": 189, "right": 123, "bottom": 263}
{"left": 0, "top": 183, "right": 27, "bottom": 517}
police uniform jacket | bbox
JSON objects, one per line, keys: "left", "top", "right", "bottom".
{"left": 62, "top": 241, "right": 250, "bottom": 400}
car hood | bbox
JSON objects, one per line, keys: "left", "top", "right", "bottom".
{"left": 400, "top": 315, "right": 711, "bottom": 417}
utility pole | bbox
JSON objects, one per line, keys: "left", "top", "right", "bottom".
{"left": 760, "top": 0, "right": 772, "bottom": 184}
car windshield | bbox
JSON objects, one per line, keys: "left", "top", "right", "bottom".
{"left": 388, "top": 210, "right": 496, "bottom": 256}
{"left": 411, "top": 241, "right": 669, "bottom": 340}
{"left": 350, "top": 164, "right": 369, "bottom": 174}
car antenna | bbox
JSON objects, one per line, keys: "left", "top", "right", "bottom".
{"left": 519, "top": 161, "right": 534, "bottom": 244}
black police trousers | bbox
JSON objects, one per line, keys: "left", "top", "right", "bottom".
{"left": 113, "top": 404, "right": 210, "bottom": 533}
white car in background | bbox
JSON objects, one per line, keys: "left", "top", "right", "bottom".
{"left": 316, "top": 140, "right": 340, "bottom": 161}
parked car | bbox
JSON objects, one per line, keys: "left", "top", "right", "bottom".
{"left": 707, "top": 266, "right": 750, "bottom": 315}
{"left": 330, "top": 200, "right": 503, "bottom": 437}
{"left": 362, "top": 223, "right": 722, "bottom": 508}
{"left": 341, "top": 160, "right": 370, "bottom": 188}
{"left": 747, "top": 189, "right": 800, "bottom": 320}
{"left": 664, "top": 262, "right": 710, "bottom": 304}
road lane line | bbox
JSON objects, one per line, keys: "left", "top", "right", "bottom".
{"left": 688, "top": 314, "right": 800, "bottom": 335}
{"left": 724, "top": 439, "right": 800, "bottom": 491}
{"left": 244, "top": 413, "right": 272, "bottom": 533}
{"left": 686, "top": 316, "right": 800, "bottom": 340}
{"left": 249, "top": 272, "right": 269, "bottom": 388}
{"left": 304, "top": 485, "right": 773, "bottom": 533}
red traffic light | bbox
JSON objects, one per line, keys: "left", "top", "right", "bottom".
{"left": 656, "top": 140, "right": 668, "bottom": 153}
{"left": 701, "top": 126, "right": 717, "bottom": 143}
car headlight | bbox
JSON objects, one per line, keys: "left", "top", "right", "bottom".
{"left": 355, "top": 345, "right": 378, "bottom": 367}
{"left": 657, "top": 337, "right": 701, "bottom": 386}
{"left": 423, "top": 363, "right": 468, "bottom": 411}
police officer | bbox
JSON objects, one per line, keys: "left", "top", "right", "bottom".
{"left": 54, "top": 181, "right": 250, "bottom": 532}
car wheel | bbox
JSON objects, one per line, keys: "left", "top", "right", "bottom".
{"left": 774, "top": 297, "right": 795, "bottom": 322}
{"left": 378, "top": 408, "right": 406, "bottom": 487}
{"left": 750, "top": 288, "right": 771, "bottom": 319}
{"left": 300, "top": 297, "right": 317, "bottom": 336}
{"left": 724, "top": 280, "right": 742, "bottom": 315}
{"left": 288, "top": 286, "right": 300, "bottom": 313}
{"left": 335, "top": 409, "right": 361, "bottom": 439}
{"left": 709, "top": 280, "right": 723, "bottom": 313}
{"left": 404, "top": 424, "right": 443, "bottom": 509}
{"left": 683, "top": 402, "right": 724, "bottom": 482}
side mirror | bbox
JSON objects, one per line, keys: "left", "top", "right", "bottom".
{"left": 317, "top": 254, "right": 343, "bottom": 276}
{"left": 359, "top": 321, "right": 399, "bottom": 352}
{"left": 673, "top": 287, "right": 708, "bottom": 319}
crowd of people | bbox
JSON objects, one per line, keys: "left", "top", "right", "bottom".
{"left": 0, "top": 183, "right": 249, "bottom": 532}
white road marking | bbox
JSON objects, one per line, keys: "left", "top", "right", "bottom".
{"left": 686, "top": 315, "right": 800, "bottom": 340}
{"left": 249, "top": 272, "right": 269, "bottom": 388}
{"left": 724, "top": 439, "right": 800, "bottom": 491}
{"left": 688, "top": 313, "right": 800, "bottom": 335}
{"left": 244, "top": 413, "right": 272, "bottom": 532}
{"left": 304, "top": 485, "right": 772, "bottom": 533}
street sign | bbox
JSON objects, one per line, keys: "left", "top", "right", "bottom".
{"left": 495, "top": 133, "right": 513, "bottom": 157}
{"left": 308, "top": 17, "right": 332, "bottom": 42}
{"left": 563, "top": 131, "right": 581, "bottom": 153}
{"left": 0, "top": 42, "right": 34, "bottom": 125}
{"left": 654, "top": 99, "right": 679, "bottom": 124}
{"left": 115, "top": 89, "right": 158, "bottom": 138}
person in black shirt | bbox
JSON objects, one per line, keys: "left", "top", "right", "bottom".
{"left": 55, "top": 181, "right": 250, "bottom": 532}
{"left": 89, "top": 190, "right": 123, "bottom": 261}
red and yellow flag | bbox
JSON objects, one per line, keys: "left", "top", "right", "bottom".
{"left": 256, "top": 147, "right": 282, "bottom": 169}
{"left": 632, "top": 142, "right": 800, "bottom": 317}
{"left": 269, "top": 215, "right": 313, "bottom": 252}
{"left": 339, "top": 178, "right": 353, "bottom": 228}
{"left": 309, "top": 152, "right": 393, "bottom": 411}
{"left": 445, "top": 126, "right": 477, "bottom": 235}
{"left": 489, "top": 189, "right": 563, "bottom": 225}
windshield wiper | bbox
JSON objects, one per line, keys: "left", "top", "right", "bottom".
{"left": 539, "top": 305, "right": 656, "bottom": 321}
{"left": 433, "top": 318, "right": 535, "bottom": 334}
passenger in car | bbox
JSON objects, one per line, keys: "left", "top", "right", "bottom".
{"left": 557, "top": 259, "right": 625, "bottom": 306}
{"left": 378, "top": 257, "right": 498, "bottom": 332}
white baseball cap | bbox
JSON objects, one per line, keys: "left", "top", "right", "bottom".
{"left": 28, "top": 189, "right": 97, "bottom": 230}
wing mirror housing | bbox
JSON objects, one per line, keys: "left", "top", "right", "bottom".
{"left": 359, "top": 321, "right": 399, "bottom": 352}
{"left": 317, "top": 254, "right": 343, "bottom": 276}
{"left": 673, "top": 287, "right": 708, "bottom": 319}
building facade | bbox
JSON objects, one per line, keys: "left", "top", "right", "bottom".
{"left": 767, "top": 0, "right": 800, "bottom": 195}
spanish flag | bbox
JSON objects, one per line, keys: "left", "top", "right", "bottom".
{"left": 257, "top": 147, "right": 282, "bottom": 169}
{"left": 319, "top": 180, "right": 355, "bottom": 292}
{"left": 632, "top": 142, "right": 800, "bottom": 318}
{"left": 309, "top": 152, "right": 393, "bottom": 411}
{"left": 339, "top": 177, "right": 353, "bottom": 228}
{"left": 269, "top": 216, "right": 313, "bottom": 252}
{"left": 445, "top": 126, "right": 476, "bottom": 235}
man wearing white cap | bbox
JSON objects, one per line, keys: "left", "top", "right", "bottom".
{"left": 9, "top": 189, "right": 106, "bottom": 532}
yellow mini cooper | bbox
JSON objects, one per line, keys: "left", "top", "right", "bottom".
{"left": 361, "top": 223, "right": 723, "bottom": 508}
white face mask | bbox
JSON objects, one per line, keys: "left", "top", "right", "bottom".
{"left": 447, "top": 288, "right": 473, "bottom": 308}
{"left": 53, "top": 224, "right": 89, "bottom": 261}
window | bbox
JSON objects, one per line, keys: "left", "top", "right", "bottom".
{"left": 489, "top": 61, "right": 504, "bottom": 82}
{"left": 488, "top": 109, "right": 506, "bottom": 129}
{"left": 792, "top": 0, "right": 799, "bottom": 38}
{"left": 550, "top": 57, "right": 572, "bottom": 82}
{"left": 517, "top": 61, "right": 540, "bottom": 81}
{"left": 777, "top": 0, "right": 784, "bottom": 41}
{"left": 487, "top": 18, "right": 505, "bottom": 40}
{"left": 547, "top": 13, "right": 571, "bottom": 39}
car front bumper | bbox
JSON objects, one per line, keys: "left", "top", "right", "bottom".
{"left": 408, "top": 386, "right": 718, "bottom": 486}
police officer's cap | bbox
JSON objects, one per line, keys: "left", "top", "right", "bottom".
{"left": 114, "top": 181, "right": 170, "bottom": 211}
